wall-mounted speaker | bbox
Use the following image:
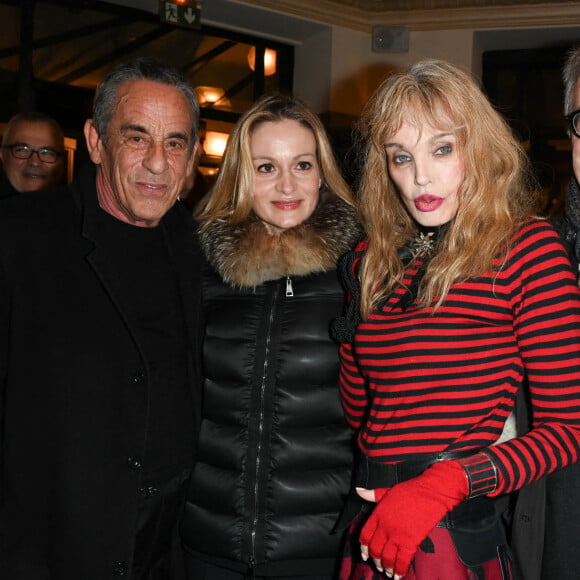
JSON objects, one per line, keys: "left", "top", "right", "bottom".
{"left": 372, "top": 26, "right": 409, "bottom": 53}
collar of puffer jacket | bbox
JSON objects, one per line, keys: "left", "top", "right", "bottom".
{"left": 199, "top": 194, "right": 362, "bottom": 288}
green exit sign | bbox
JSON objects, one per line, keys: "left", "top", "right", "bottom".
{"left": 159, "top": 1, "right": 201, "bottom": 30}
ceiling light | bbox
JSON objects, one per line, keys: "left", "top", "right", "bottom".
{"left": 203, "top": 131, "right": 229, "bottom": 158}
{"left": 195, "top": 86, "right": 225, "bottom": 106}
{"left": 247, "top": 47, "right": 277, "bottom": 77}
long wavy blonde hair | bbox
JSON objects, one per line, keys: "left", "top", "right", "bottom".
{"left": 196, "top": 93, "right": 354, "bottom": 225}
{"left": 357, "top": 59, "right": 536, "bottom": 319}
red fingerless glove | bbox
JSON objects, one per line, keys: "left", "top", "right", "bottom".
{"left": 373, "top": 487, "right": 389, "bottom": 502}
{"left": 360, "top": 460, "right": 468, "bottom": 577}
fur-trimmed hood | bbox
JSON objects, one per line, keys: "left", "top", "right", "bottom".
{"left": 199, "top": 194, "right": 362, "bottom": 288}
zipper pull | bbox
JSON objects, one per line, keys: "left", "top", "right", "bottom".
{"left": 245, "top": 557, "right": 256, "bottom": 579}
{"left": 286, "top": 275, "right": 294, "bottom": 297}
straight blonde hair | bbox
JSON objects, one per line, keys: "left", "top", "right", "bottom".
{"left": 196, "top": 93, "right": 354, "bottom": 225}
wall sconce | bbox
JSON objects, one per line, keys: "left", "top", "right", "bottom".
{"left": 204, "top": 131, "right": 229, "bottom": 158}
{"left": 247, "top": 46, "right": 277, "bottom": 76}
{"left": 195, "top": 86, "right": 225, "bottom": 106}
{"left": 198, "top": 166, "right": 219, "bottom": 177}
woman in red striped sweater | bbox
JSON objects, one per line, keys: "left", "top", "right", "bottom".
{"left": 335, "top": 60, "right": 580, "bottom": 580}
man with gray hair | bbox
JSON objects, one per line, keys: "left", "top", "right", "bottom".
{"left": 546, "top": 45, "right": 580, "bottom": 579}
{"left": 0, "top": 57, "right": 203, "bottom": 579}
{"left": 0, "top": 111, "right": 65, "bottom": 196}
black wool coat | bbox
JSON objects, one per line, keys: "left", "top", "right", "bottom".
{"left": 540, "top": 180, "right": 580, "bottom": 580}
{"left": 0, "top": 164, "right": 203, "bottom": 579}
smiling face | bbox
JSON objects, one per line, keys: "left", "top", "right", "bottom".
{"left": 385, "top": 120, "right": 465, "bottom": 227}
{"left": 250, "top": 119, "right": 321, "bottom": 234}
{"left": 0, "top": 120, "right": 65, "bottom": 192}
{"left": 84, "top": 79, "right": 197, "bottom": 227}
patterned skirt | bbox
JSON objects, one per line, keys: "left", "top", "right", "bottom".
{"left": 338, "top": 515, "right": 511, "bottom": 580}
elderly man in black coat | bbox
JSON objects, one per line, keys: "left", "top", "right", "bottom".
{"left": 0, "top": 57, "right": 203, "bottom": 579}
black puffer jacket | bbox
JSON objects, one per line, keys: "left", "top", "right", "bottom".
{"left": 181, "top": 195, "right": 361, "bottom": 577}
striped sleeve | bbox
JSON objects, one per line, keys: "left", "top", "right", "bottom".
{"left": 485, "top": 220, "right": 580, "bottom": 494}
{"left": 337, "top": 240, "right": 369, "bottom": 430}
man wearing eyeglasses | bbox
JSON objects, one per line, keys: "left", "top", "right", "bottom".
{"left": 544, "top": 46, "right": 580, "bottom": 580}
{"left": 0, "top": 111, "right": 65, "bottom": 197}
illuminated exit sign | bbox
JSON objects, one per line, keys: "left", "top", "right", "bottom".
{"left": 159, "top": 0, "right": 201, "bottom": 30}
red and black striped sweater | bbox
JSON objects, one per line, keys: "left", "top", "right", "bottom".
{"left": 339, "top": 219, "right": 580, "bottom": 496}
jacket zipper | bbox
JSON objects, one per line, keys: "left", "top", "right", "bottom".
{"left": 248, "top": 278, "right": 293, "bottom": 573}
{"left": 246, "top": 557, "right": 255, "bottom": 579}
{"left": 249, "top": 282, "right": 278, "bottom": 571}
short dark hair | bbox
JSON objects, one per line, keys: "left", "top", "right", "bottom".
{"left": 92, "top": 57, "right": 199, "bottom": 148}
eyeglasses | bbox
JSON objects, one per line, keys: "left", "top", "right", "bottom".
{"left": 2, "top": 144, "right": 63, "bottom": 164}
{"left": 565, "top": 109, "right": 580, "bottom": 139}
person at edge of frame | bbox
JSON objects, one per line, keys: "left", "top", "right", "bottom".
{"left": 545, "top": 45, "right": 580, "bottom": 580}
{"left": 333, "top": 59, "right": 580, "bottom": 580}
{"left": 0, "top": 56, "right": 204, "bottom": 580}
{"left": 0, "top": 111, "right": 66, "bottom": 197}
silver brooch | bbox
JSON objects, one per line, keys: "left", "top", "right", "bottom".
{"left": 413, "top": 231, "right": 435, "bottom": 257}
